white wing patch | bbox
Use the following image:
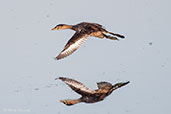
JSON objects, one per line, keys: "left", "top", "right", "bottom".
{"left": 61, "top": 37, "right": 87, "bottom": 55}
{"left": 57, "top": 36, "right": 88, "bottom": 59}
{"left": 59, "top": 77, "right": 95, "bottom": 94}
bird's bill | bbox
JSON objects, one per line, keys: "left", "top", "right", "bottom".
{"left": 51, "top": 27, "right": 58, "bottom": 30}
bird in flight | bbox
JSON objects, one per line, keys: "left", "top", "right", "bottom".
{"left": 52, "top": 22, "right": 125, "bottom": 60}
{"left": 57, "top": 77, "right": 129, "bottom": 106}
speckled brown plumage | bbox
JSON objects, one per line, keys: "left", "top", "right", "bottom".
{"left": 57, "top": 77, "right": 129, "bottom": 106}
{"left": 52, "top": 22, "right": 125, "bottom": 60}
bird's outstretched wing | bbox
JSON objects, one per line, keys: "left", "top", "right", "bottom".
{"left": 56, "top": 32, "right": 89, "bottom": 60}
{"left": 58, "top": 77, "right": 95, "bottom": 95}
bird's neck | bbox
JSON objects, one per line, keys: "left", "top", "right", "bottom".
{"left": 62, "top": 25, "right": 73, "bottom": 29}
{"left": 62, "top": 25, "right": 79, "bottom": 31}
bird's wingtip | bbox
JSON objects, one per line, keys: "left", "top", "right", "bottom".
{"left": 55, "top": 77, "right": 64, "bottom": 80}
{"left": 56, "top": 55, "right": 64, "bottom": 60}
{"left": 54, "top": 57, "right": 59, "bottom": 60}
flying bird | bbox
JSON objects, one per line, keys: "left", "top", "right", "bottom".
{"left": 57, "top": 77, "right": 129, "bottom": 106}
{"left": 52, "top": 22, "right": 125, "bottom": 60}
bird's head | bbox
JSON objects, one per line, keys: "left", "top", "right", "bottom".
{"left": 51, "top": 24, "right": 72, "bottom": 30}
{"left": 97, "top": 82, "right": 113, "bottom": 90}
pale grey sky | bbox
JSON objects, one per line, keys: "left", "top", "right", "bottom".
{"left": 0, "top": 0, "right": 171, "bottom": 114}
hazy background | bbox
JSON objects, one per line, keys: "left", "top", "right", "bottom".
{"left": 0, "top": 0, "right": 171, "bottom": 114}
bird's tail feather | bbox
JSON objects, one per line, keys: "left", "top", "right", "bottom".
{"left": 107, "top": 31, "right": 125, "bottom": 38}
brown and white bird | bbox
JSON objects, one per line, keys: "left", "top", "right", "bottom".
{"left": 51, "top": 22, "right": 125, "bottom": 60}
{"left": 57, "top": 77, "right": 129, "bottom": 106}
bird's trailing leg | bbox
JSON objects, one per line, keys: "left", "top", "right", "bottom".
{"left": 60, "top": 99, "right": 82, "bottom": 106}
